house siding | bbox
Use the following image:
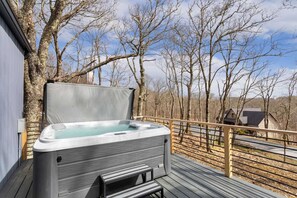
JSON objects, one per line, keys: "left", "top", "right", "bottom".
{"left": 258, "top": 117, "right": 280, "bottom": 130}
{"left": 0, "top": 14, "right": 25, "bottom": 190}
{"left": 258, "top": 117, "right": 281, "bottom": 139}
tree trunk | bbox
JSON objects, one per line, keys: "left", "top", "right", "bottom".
{"left": 264, "top": 99, "right": 269, "bottom": 140}
{"left": 56, "top": 57, "right": 63, "bottom": 78}
{"left": 154, "top": 102, "right": 158, "bottom": 117}
{"left": 205, "top": 90, "right": 211, "bottom": 152}
{"left": 170, "top": 94, "right": 174, "bottom": 119}
{"left": 185, "top": 84, "right": 192, "bottom": 133}
{"left": 178, "top": 94, "right": 184, "bottom": 142}
{"left": 218, "top": 98, "right": 227, "bottom": 145}
{"left": 205, "top": 91, "right": 210, "bottom": 123}
{"left": 21, "top": 0, "right": 67, "bottom": 158}
{"left": 23, "top": 53, "right": 46, "bottom": 158}
{"left": 53, "top": 30, "right": 62, "bottom": 79}
{"left": 198, "top": 84, "right": 202, "bottom": 121}
{"left": 98, "top": 67, "right": 102, "bottom": 85}
{"left": 285, "top": 96, "right": 291, "bottom": 130}
{"left": 137, "top": 54, "right": 145, "bottom": 116}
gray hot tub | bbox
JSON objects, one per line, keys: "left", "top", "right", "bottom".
{"left": 33, "top": 120, "right": 171, "bottom": 198}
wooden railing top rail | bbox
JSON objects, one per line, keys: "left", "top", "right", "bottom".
{"left": 138, "top": 116, "right": 297, "bottom": 135}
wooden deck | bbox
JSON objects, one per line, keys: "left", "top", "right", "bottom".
{"left": 156, "top": 155, "right": 283, "bottom": 198}
{"left": 0, "top": 159, "right": 33, "bottom": 198}
{"left": 0, "top": 154, "right": 283, "bottom": 198}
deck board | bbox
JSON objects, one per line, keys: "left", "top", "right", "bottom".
{"left": 26, "top": 184, "right": 33, "bottom": 198}
{"left": 172, "top": 158, "right": 252, "bottom": 197}
{"left": 168, "top": 155, "right": 283, "bottom": 198}
{"left": 162, "top": 175, "right": 201, "bottom": 198}
{"left": 15, "top": 171, "right": 33, "bottom": 198}
{"left": 172, "top": 155, "right": 282, "bottom": 198}
{"left": 171, "top": 163, "right": 233, "bottom": 198}
{"left": 0, "top": 160, "right": 33, "bottom": 198}
{"left": 0, "top": 154, "right": 284, "bottom": 198}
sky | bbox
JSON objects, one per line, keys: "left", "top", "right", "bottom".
{"left": 56, "top": 0, "right": 297, "bottom": 97}
{"left": 115, "top": 0, "right": 296, "bottom": 96}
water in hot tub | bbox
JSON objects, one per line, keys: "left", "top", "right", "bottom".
{"left": 55, "top": 124, "right": 137, "bottom": 139}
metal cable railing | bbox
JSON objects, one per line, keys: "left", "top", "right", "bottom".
{"left": 142, "top": 116, "right": 297, "bottom": 198}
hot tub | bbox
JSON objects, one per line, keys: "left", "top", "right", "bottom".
{"left": 33, "top": 120, "right": 171, "bottom": 198}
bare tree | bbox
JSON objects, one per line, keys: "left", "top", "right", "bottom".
{"left": 258, "top": 70, "right": 284, "bottom": 140}
{"left": 118, "top": 0, "right": 179, "bottom": 116}
{"left": 216, "top": 35, "right": 278, "bottom": 124}
{"left": 152, "top": 79, "right": 166, "bottom": 117}
{"left": 104, "top": 60, "right": 132, "bottom": 87}
{"left": 230, "top": 62, "right": 266, "bottom": 145}
{"left": 187, "top": 0, "right": 275, "bottom": 151}
{"left": 283, "top": 72, "right": 297, "bottom": 130}
{"left": 161, "top": 59, "right": 176, "bottom": 119}
{"left": 88, "top": 29, "right": 111, "bottom": 85}
{"left": 172, "top": 18, "right": 200, "bottom": 134}
{"left": 9, "top": 0, "right": 139, "bottom": 157}
{"left": 162, "top": 43, "right": 186, "bottom": 133}
{"left": 51, "top": 18, "right": 104, "bottom": 80}
{"left": 283, "top": 0, "right": 297, "bottom": 8}
{"left": 215, "top": 35, "right": 278, "bottom": 145}
{"left": 234, "top": 62, "right": 266, "bottom": 125}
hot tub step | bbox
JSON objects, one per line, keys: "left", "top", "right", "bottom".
{"left": 100, "top": 164, "right": 154, "bottom": 197}
{"left": 106, "top": 181, "right": 163, "bottom": 198}
{"left": 100, "top": 164, "right": 153, "bottom": 184}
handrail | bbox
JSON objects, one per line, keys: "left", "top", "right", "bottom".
{"left": 143, "top": 116, "right": 297, "bottom": 135}
{"left": 143, "top": 116, "right": 297, "bottom": 197}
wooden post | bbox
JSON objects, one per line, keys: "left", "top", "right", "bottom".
{"left": 224, "top": 126, "right": 232, "bottom": 178}
{"left": 21, "top": 130, "right": 27, "bottom": 160}
{"left": 169, "top": 120, "right": 174, "bottom": 154}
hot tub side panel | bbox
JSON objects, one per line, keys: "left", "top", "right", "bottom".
{"left": 33, "top": 151, "right": 58, "bottom": 198}
{"left": 51, "top": 135, "right": 170, "bottom": 198}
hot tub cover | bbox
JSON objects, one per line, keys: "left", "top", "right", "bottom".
{"left": 44, "top": 83, "right": 135, "bottom": 124}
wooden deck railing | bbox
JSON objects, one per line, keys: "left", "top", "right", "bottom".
{"left": 138, "top": 116, "right": 297, "bottom": 198}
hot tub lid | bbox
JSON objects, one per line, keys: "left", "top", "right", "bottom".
{"left": 44, "top": 83, "right": 135, "bottom": 124}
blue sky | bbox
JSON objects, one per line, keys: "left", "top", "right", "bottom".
{"left": 115, "top": 0, "right": 297, "bottom": 66}
{"left": 55, "top": 0, "right": 297, "bottom": 69}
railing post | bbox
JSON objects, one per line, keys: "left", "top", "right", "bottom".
{"left": 224, "top": 126, "right": 232, "bottom": 178}
{"left": 169, "top": 120, "right": 174, "bottom": 154}
{"left": 22, "top": 129, "right": 27, "bottom": 160}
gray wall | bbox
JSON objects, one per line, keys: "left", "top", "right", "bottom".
{"left": 0, "top": 14, "right": 24, "bottom": 190}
